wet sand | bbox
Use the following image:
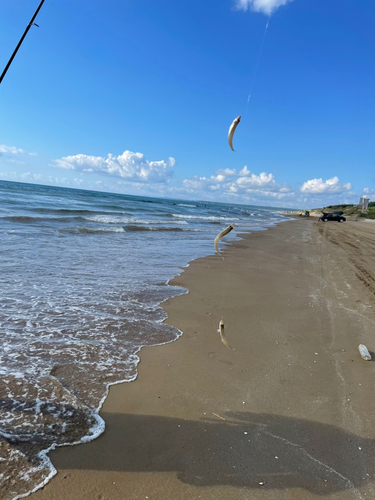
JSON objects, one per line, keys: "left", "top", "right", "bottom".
{"left": 30, "top": 218, "right": 375, "bottom": 500}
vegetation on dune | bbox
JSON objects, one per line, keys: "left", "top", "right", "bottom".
{"left": 312, "top": 203, "right": 375, "bottom": 220}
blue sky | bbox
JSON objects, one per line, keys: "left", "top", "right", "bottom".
{"left": 0, "top": 0, "right": 374, "bottom": 208}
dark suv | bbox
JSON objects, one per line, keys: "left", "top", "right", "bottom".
{"left": 319, "top": 212, "right": 346, "bottom": 223}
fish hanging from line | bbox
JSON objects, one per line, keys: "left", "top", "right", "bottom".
{"left": 218, "top": 320, "right": 231, "bottom": 349}
{"left": 214, "top": 223, "right": 235, "bottom": 254}
{"left": 228, "top": 115, "right": 241, "bottom": 151}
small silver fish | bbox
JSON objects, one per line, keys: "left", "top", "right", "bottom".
{"left": 214, "top": 223, "right": 235, "bottom": 253}
{"left": 218, "top": 320, "right": 231, "bottom": 349}
{"left": 228, "top": 115, "right": 241, "bottom": 151}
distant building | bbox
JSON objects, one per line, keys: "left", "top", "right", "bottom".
{"left": 358, "top": 197, "right": 369, "bottom": 212}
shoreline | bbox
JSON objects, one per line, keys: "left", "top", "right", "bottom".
{"left": 5, "top": 219, "right": 280, "bottom": 500}
{"left": 30, "top": 218, "right": 375, "bottom": 500}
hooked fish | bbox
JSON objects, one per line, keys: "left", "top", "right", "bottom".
{"left": 218, "top": 320, "right": 231, "bottom": 349}
{"left": 214, "top": 223, "right": 235, "bottom": 253}
{"left": 228, "top": 115, "right": 241, "bottom": 151}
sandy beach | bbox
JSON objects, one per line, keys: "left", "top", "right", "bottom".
{"left": 29, "top": 217, "right": 375, "bottom": 500}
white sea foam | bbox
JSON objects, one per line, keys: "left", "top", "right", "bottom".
{"left": 84, "top": 215, "right": 188, "bottom": 225}
{"left": 172, "top": 214, "right": 239, "bottom": 221}
{"left": 92, "top": 226, "right": 125, "bottom": 232}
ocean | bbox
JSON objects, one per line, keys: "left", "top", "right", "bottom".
{"left": 0, "top": 180, "right": 287, "bottom": 499}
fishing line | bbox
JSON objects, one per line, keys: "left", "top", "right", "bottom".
{"left": 228, "top": 17, "right": 270, "bottom": 150}
{"left": 219, "top": 250, "right": 227, "bottom": 345}
{"left": 217, "top": 227, "right": 235, "bottom": 349}
{"left": 219, "top": 246, "right": 235, "bottom": 350}
{"left": 220, "top": 253, "right": 225, "bottom": 315}
{"left": 245, "top": 17, "right": 270, "bottom": 114}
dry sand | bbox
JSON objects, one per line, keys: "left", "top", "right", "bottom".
{"left": 30, "top": 218, "right": 375, "bottom": 500}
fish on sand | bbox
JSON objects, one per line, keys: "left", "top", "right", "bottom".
{"left": 218, "top": 320, "right": 231, "bottom": 349}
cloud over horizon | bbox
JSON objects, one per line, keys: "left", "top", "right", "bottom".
{"left": 1, "top": 144, "right": 367, "bottom": 208}
{"left": 0, "top": 145, "right": 37, "bottom": 157}
{"left": 234, "top": 0, "right": 294, "bottom": 15}
{"left": 54, "top": 150, "right": 175, "bottom": 184}
{"left": 300, "top": 177, "right": 352, "bottom": 195}
{"left": 182, "top": 166, "right": 294, "bottom": 202}
{"left": 363, "top": 188, "right": 375, "bottom": 198}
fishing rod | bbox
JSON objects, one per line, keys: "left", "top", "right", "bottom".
{"left": 0, "top": 0, "right": 46, "bottom": 85}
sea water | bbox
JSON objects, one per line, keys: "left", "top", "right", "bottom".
{"left": 0, "top": 180, "right": 287, "bottom": 499}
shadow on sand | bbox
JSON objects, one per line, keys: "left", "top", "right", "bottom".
{"left": 46, "top": 410, "right": 374, "bottom": 495}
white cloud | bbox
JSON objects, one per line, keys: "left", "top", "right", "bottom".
{"left": 0, "top": 144, "right": 37, "bottom": 156}
{"left": 234, "top": 0, "right": 294, "bottom": 15}
{"left": 236, "top": 171, "right": 275, "bottom": 189}
{"left": 54, "top": 150, "right": 175, "bottom": 184}
{"left": 0, "top": 171, "right": 68, "bottom": 185}
{"left": 238, "top": 166, "right": 251, "bottom": 176}
{"left": 215, "top": 168, "right": 237, "bottom": 176}
{"left": 300, "top": 177, "right": 352, "bottom": 195}
{"left": 363, "top": 188, "right": 375, "bottom": 199}
{"left": 182, "top": 166, "right": 293, "bottom": 202}
{"left": 0, "top": 145, "right": 27, "bottom": 155}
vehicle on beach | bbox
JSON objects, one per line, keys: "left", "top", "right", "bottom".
{"left": 319, "top": 212, "right": 346, "bottom": 223}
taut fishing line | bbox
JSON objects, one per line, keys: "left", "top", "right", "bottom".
{"left": 220, "top": 18, "right": 270, "bottom": 346}
{"left": 246, "top": 17, "right": 270, "bottom": 112}
{"left": 216, "top": 224, "right": 236, "bottom": 350}
{"left": 227, "top": 17, "right": 270, "bottom": 151}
